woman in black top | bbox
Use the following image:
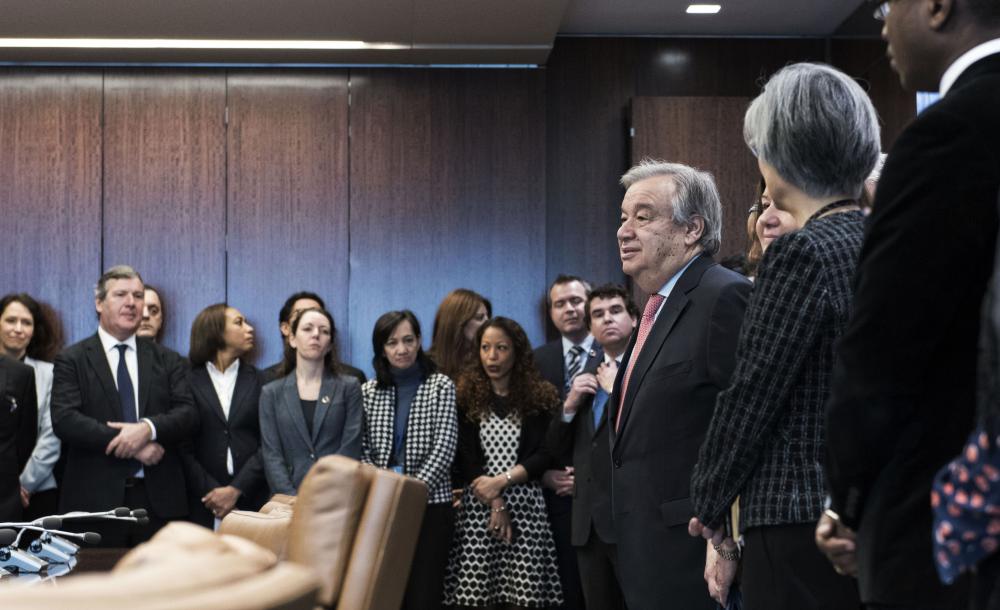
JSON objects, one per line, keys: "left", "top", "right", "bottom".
{"left": 182, "top": 303, "right": 267, "bottom": 526}
{"left": 360, "top": 310, "right": 458, "bottom": 609}
{"left": 690, "top": 63, "right": 882, "bottom": 609}
{"left": 444, "top": 317, "right": 563, "bottom": 609}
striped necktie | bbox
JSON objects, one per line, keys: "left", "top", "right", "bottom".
{"left": 565, "top": 345, "right": 584, "bottom": 389}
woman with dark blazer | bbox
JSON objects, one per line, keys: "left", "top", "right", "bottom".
{"left": 689, "top": 63, "right": 882, "bottom": 609}
{"left": 360, "top": 310, "right": 458, "bottom": 609}
{"left": 444, "top": 316, "right": 563, "bottom": 609}
{"left": 259, "top": 307, "right": 362, "bottom": 495}
{"left": 182, "top": 303, "right": 268, "bottom": 527}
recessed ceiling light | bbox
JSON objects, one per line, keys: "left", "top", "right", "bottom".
{"left": 0, "top": 38, "right": 409, "bottom": 50}
{"left": 686, "top": 4, "right": 722, "bottom": 14}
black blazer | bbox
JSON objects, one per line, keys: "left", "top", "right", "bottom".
{"left": 608, "top": 254, "right": 750, "bottom": 610}
{"left": 454, "top": 403, "right": 555, "bottom": 486}
{"left": 826, "top": 53, "right": 1000, "bottom": 606}
{"left": 0, "top": 356, "right": 38, "bottom": 521}
{"left": 546, "top": 349, "right": 617, "bottom": 546}
{"left": 181, "top": 362, "right": 268, "bottom": 527}
{"left": 51, "top": 334, "right": 197, "bottom": 518}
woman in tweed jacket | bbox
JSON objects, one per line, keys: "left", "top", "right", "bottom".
{"left": 690, "top": 63, "right": 882, "bottom": 609}
{"left": 360, "top": 309, "right": 458, "bottom": 610}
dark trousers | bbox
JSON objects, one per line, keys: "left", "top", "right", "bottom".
{"left": 24, "top": 487, "right": 60, "bottom": 521}
{"left": 576, "top": 527, "right": 625, "bottom": 610}
{"left": 975, "top": 551, "right": 1000, "bottom": 610}
{"left": 545, "top": 490, "right": 585, "bottom": 609}
{"left": 68, "top": 479, "right": 167, "bottom": 548}
{"left": 403, "top": 502, "right": 455, "bottom": 610}
{"left": 742, "top": 524, "right": 860, "bottom": 610}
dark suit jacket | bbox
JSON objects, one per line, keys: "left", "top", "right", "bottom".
{"left": 258, "top": 372, "right": 363, "bottom": 495}
{"left": 0, "top": 356, "right": 38, "bottom": 521}
{"left": 259, "top": 360, "right": 366, "bottom": 387}
{"left": 826, "top": 53, "right": 1000, "bottom": 606}
{"left": 51, "top": 334, "right": 197, "bottom": 518}
{"left": 608, "top": 253, "right": 750, "bottom": 610}
{"left": 534, "top": 340, "right": 566, "bottom": 398}
{"left": 181, "top": 362, "right": 268, "bottom": 527}
{"left": 547, "top": 349, "right": 618, "bottom": 546}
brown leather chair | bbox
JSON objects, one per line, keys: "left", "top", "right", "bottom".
{"left": 1, "top": 522, "right": 320, "bottom": 610}
{"left": 222, "top": 455, "right": 429, "bottom": 610}
{"left": 219, "top": 507, "right": 293, "bottom": 558}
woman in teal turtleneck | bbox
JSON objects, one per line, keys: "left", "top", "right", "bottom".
{"left": 360, "top": 310, "right": 458, "bottom": 609}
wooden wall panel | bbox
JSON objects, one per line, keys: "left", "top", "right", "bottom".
{"left": 631, "top": 96, "right": 758, "bottom": 260}
{"left": 0, "top": 70, "right": 103, "bottom": 347}
{"left": 829, "top": 39, "right": 915, "bottom": 151}
{"left": 226, "top": 71, "right": 351, "bottom": 369}
{"left": 102, "top": 71, "right": 227, "bottom": 355}
{"left": 349, "top": 69, "right": 546, "bottom": 368}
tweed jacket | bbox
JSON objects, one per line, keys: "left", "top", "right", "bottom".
{"left": 360, "top": 372, "right": 458, "bottom": 504}
{"left": 692, "top": 211, "right": 864, "bottom": 530}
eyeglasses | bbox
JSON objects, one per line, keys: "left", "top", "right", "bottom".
{"left": 873, "top": 2, "right": 890, "bottom": 21}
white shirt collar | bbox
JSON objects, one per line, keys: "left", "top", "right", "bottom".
{"left": 97, "top": 326, "right": 137, "bottom": 353}
{"left": 207, "top": 358, "right": 240, "bottom": 378}
{"left": 561, "top": 334, "right": 594, "bottom": 357}
{"left": 940, "top": 37, "right": 1000, "bottom": 96}
{"left": 603, "top": 352, "right": 623, "bottom": 365}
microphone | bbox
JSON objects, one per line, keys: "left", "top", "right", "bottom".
{"left": 0, "top": 517, "right": 62, "bottom": 530}
{"left": 0, "top": 529, "right": 16, "bottom": 547}
{"left": 54, "top": 507, "right": 129, "bottom": 521}
{"left": 0, "top": 542, "right": 48, "bottom": 574}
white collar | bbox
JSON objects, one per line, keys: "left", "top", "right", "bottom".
{"left": 603, "top": 352, "right": 623, "bottom": 365}
{"left": 97, "top": 326, "right": 137, "bottom": 353}
{"left": 561, "top": 334, "right": 594, "bottom": 357}
{"left": 940, "top": 38, "right": 1000, "bottom": 96}
{"left": 207, "top": 358, "right": 240, "bottom": 377}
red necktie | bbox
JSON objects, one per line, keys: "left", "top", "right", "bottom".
{"left": 616, "top": 293, "right": 665, "bottom": 432}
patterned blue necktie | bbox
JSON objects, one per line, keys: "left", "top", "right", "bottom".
{"left": 565, "top": 345, "right": 584, "bottom": 390}
{"left": 592, "top": 388, "right": 608, "bottom": 429}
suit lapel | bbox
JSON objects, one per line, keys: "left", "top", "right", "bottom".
{"left": 612, "top": 253, "right": 712, "bottom": 448}
{"left": 84, "top": 335, "right": 121, "bottom": 420}
{"left": 282, "top": 375, "right": 313, "bottom": 449}
{"left": 310, "top": 375, "right": 337, "bottom": 445}
{"left": 192, "top": 367, "right": 227, "bottom": 424}
{"left": 229, "top": 364, "right": 255, "bottom": 423}
{"left": 137, "top": 339, "right": 153, "bottom": 417}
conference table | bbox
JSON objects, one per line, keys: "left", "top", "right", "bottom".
{"left": 0, "top": 548, "right": 126, "bottom": 585}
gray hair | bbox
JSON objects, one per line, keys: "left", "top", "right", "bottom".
{"left": 744, "top": 62, "right": 881, "bottom": 199}
{"left": 95, "top": 265, "right": 143, "bottom": 301}
{"left": 620, "top": 160, "right": 723, "bottom": 255}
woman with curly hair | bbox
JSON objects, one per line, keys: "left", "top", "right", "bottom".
{"left": 444, "top": 317, "right": 563, "bottom": 609}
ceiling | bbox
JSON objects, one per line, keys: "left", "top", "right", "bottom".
{"left": 0, "top": 0, "right": 871, "bottom": 65}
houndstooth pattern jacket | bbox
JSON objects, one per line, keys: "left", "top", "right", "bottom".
{"left": 692, "top": 210, "right": 865, "bottom": 530}
{"left": 361, "top": 372, "right": 458, "bottom": 504}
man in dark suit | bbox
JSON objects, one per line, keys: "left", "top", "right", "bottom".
{"left": 820, "top": 4, "right": 1000, "bottom": 609}
{"left": 609, "top": 161, "right": 750, "bottom": 610}
{"left": 51, "top": 265, "right": 197, "bottom": 546}
{"left": 534, "top": 274, "right": 592, "bottom": 610}
{"left": 258, "top": 291, "right": 366, "bottom": 386}
{"left": 0, "top": 356, "right": 37, "bottom": 522}
{"left": 549, "top": 284, "right": 637, "bottom": 610}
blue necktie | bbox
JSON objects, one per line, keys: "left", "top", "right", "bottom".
{"left": 115, "top": 344, "right": 137, "bottom": 424}
{"left": 592, "top": 388, "right": 608, "bottom": 429}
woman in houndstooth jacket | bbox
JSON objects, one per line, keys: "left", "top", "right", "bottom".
{"left": 360, "top": 309, "right": 458, "bottom": 610}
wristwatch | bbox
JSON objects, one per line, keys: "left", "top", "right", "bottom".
{"left": 714, "top": 542, "right": 741, "bottom": 562}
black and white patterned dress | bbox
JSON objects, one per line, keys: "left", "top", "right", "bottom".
{"left": 444, "top": 408, "right": 563, "bottom": 607}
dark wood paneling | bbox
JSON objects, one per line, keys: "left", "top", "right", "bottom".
{"left": 226, "top": 71, "right": 351, "bottom": 368}
{"left": 631, "top": 96, "right": 757, "bottom": 260}
{"left": 102, "top": 71, "right": 227, "bottom": 355}
{"left": 349, "top": 69, "right": 546, "bottom": 368}
{"left": 829, "top": 38, "right": 915, "bottom": 151}
{"left": 545, "top": 38, "right": 636, "bottom": 299}
{"left": 0, "top": 70, "right": 103, "bottom": 346}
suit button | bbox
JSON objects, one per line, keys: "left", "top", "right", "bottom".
{"left": 591, "top": 442, "right": 598, "bottom": 449}
{"left": 614, "top": 459, "right": 622, "bottom": 468}
{"left": 309, "top": 453, "right": 315, "bottom": 460}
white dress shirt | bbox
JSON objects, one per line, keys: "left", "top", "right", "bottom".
{"left": 561, "top": 334, "right": 595, "bottom": 360}
{"left": 652, "top": 253, "right": 701, "bottom": 322}
{"left": 97, "top": 326, "right": 157, "bottom": 477}
{"left": 940, "top": 37, "right": 1000, "bottom": 96}
{"left": 206, "top": 359, "right": 239, "bottom": 476}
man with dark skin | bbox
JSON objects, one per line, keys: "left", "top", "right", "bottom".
{"left": 817, "top": 1, "right": 1000, "bottom": 608}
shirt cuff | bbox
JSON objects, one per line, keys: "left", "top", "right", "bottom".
{"left": 142, "top": 417, "right": 158, "bottom": 441}
{"left": 560, "top": 411, "right": 576, "bottom": 423}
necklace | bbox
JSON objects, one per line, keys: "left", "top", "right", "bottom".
{"left": 806, "top": 199, "right": 858, "bottom": 226}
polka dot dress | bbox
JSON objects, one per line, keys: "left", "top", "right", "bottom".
{"left": 444, "top": 411, "right": 563, "bottom": 607}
